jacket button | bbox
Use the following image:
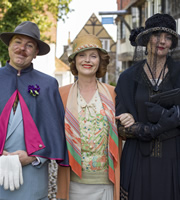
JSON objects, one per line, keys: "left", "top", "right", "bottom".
{"left": 39, "top": 144, "right": 43, "bottom": 148}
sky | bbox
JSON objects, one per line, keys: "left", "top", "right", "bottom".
{"left": 56, "top": 0, "right": 117, "bottom": 58}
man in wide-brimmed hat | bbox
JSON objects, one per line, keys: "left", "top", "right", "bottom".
{"left": 0, "top": 21, "right": 69, "bottom": 200}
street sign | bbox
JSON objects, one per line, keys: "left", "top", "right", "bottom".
{"left": 102, "top": 17, "right": 114, "bottom": 24}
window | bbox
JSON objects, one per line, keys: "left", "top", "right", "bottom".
{"left": 100, "top": 39, "right": 110, "bottom": 52}
{"left": 148, "top": 0, "right": 162, "bottom": 16}
{"left": 121, "top": 22, "right": 126, "bottom": 39}
{"left": 157, "top": 0, "right": 162, "bottom": 13}
{"left": 177, "top": 18, "right": 180, "bottom": 35}
{"left": 131, "top": 7, "right": 140, "bottom": 28}
{"left": 100, "top": 72, "right": 108, "bottom": 84}
{"left": 151, "top": 0, "right": 155, "bottom": 15}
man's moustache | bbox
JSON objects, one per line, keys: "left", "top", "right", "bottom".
{"left": 15, "top": 50, "right": 27, "bottom": 57}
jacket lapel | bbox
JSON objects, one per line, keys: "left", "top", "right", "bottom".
{"left": 6, "top": 102, "right": 23, "bottom": 140}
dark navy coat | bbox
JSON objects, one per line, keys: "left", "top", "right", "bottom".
{"left": 0, "top": 62, "right": 69, "bottom": 165}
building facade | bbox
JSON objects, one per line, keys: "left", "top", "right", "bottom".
{"left": 60, "top": 13, "right": 117, "bottom": 85}
{"left": 116, "top": 0, "right": 180, "bottom": 80}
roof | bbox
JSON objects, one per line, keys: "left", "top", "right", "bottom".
{"left": 55, "top": 57, "right": 70, "bottom": 72}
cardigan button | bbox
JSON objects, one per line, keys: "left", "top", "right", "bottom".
{"left": 39, "top": 144, "right": 43, "bottom": 148}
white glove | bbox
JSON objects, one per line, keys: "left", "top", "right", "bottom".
{"left": 0, "top": 155, "right": 6, "bottom": 186}
{"left": 0, "top": 155, "right": 23, "bottom": 191}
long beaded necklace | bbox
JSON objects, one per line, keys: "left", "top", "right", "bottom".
{"left": 146, "top": 59, "right": 167, "bottom": 92}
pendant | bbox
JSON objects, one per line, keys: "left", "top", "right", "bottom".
{"left": 153, "top": 85, "right": 159, "bottom": 92}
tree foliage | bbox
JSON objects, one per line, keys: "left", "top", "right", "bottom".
{"left": 0, "top": 0, "right": 72, "bottom": 66}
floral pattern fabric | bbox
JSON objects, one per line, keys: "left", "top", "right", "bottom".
{"left": 78, "top": 89, "right": 109, "bottom": 173}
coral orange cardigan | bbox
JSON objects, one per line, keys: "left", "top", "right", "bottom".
{"left": 56, "top": 83, "right": 122, "bottom": 200}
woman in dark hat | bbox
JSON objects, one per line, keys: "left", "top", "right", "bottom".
{"left": 115, "top": 13, "right": 180, "bottom": 200}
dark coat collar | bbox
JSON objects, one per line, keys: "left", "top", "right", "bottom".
{"left": 6, "top": 62, "right": 33, "bottom": 74}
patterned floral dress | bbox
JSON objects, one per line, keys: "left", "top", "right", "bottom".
{"left": 70, "top": 89, "right": 112, "bottom": 185}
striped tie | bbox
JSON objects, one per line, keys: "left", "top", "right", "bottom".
{"left": 13, "top": 94, "right": 19, "bottom": 114}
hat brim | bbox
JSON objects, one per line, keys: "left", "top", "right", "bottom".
{"left": 136, "top": 27, "right": 179, "bottom": 48}
{"left": 0, "top": 32, "right": 50, "bottom": 55}
{"left": 68, "top": 47, "right": 108, "bottom": 63}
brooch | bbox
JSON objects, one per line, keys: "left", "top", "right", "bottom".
{"left": 28, "top": 84, "right": 40, "bottom": 97}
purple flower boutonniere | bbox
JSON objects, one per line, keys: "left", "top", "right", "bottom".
{"left": 28, "top": 84, "right": 40, "bottom": 97}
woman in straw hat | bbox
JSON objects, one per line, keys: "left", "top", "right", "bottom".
{"left": 56, "top": 34, "right": 134, "bottom": 200}
{"left": 115, "top": 13, "right": 180, "bottom": 200}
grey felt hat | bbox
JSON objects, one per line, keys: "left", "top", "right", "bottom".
{"left": 0, "top": 21, "right": 50, "bottom": 55}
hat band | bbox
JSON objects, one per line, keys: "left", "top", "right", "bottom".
{"left": 136, "top": 27, "right": 179, "bottom": 44}
{"left": 74, "top": 44, "right": 101, "bottom": 53}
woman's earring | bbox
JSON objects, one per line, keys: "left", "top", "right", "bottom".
{"left": 145, "top": 47, "right": 148, "bottom": 55}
